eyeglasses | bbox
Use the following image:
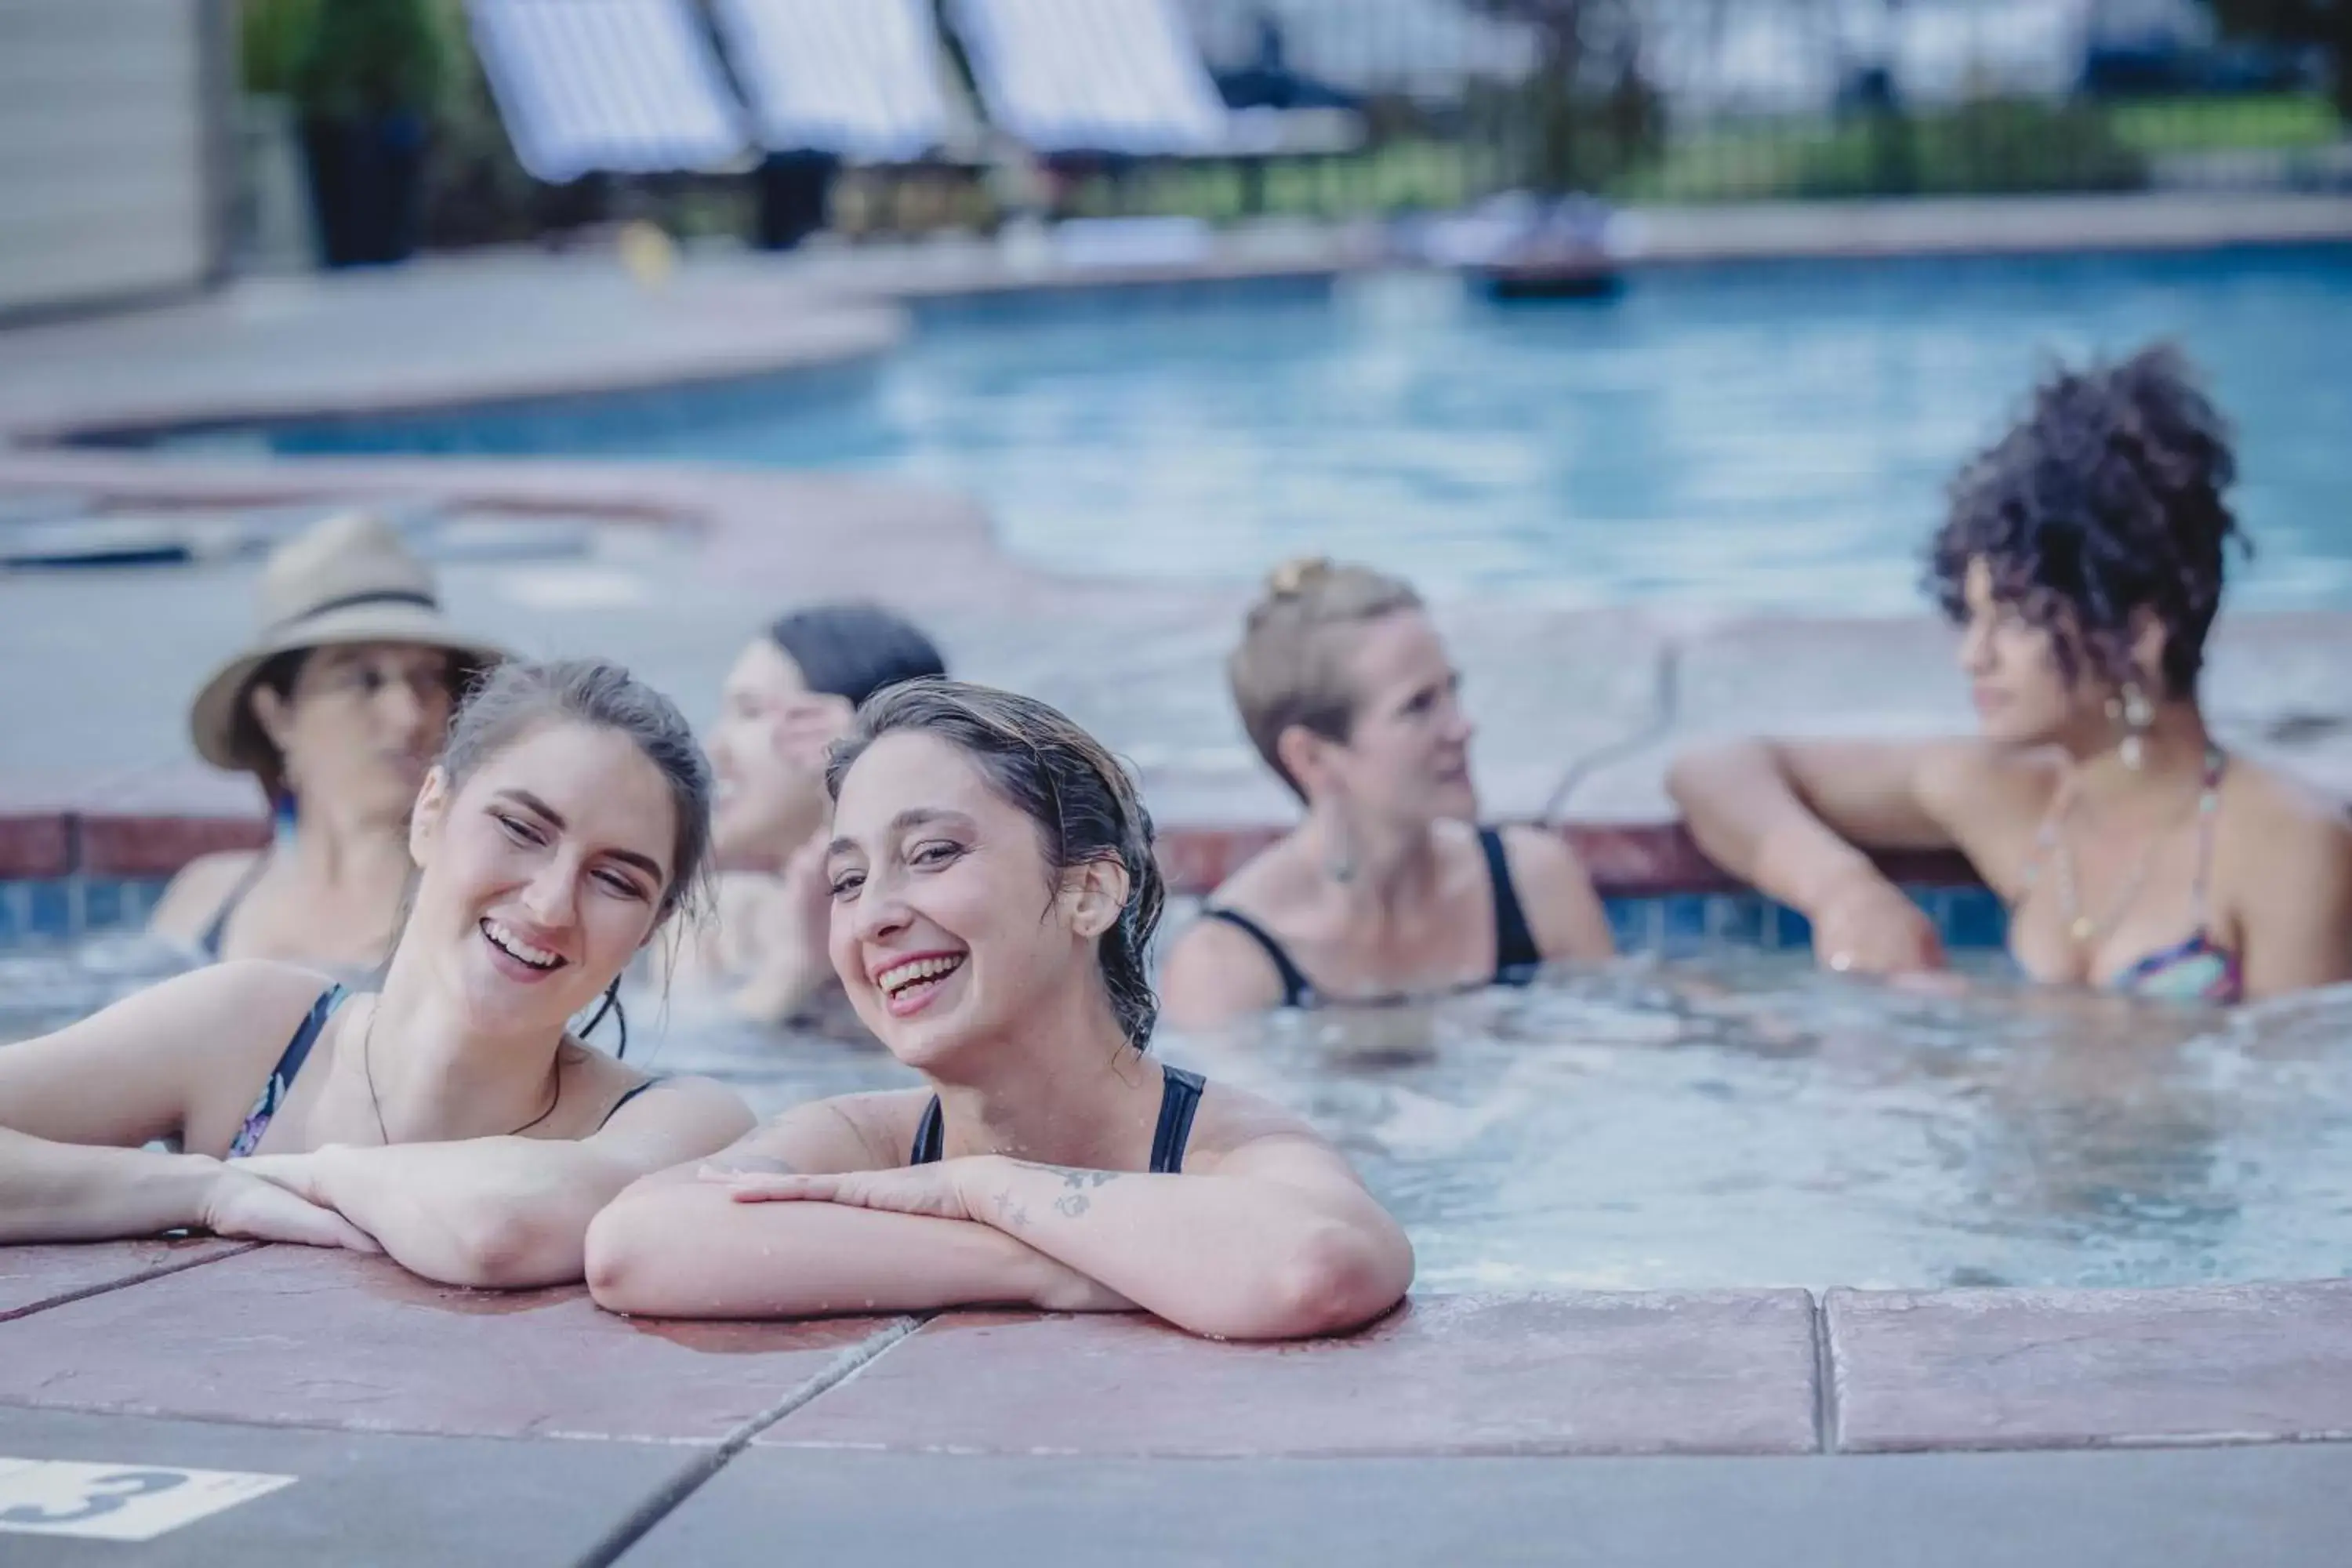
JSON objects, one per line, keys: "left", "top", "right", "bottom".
{"left": 304, "top": 656, "right": 455, "bottom": 707}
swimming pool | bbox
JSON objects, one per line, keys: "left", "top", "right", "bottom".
{"left": 174, "top": 247, "right": 2352, "bottom": 613}
{"left": 25, "top": 932, "right": 2337, "bottom": 1296}
{"left": 622, "top": 957, "right": 2352, "bottom": 1295}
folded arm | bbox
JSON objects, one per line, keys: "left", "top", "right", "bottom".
{"left": 944, "top": 1135, "right": 1412, "bottom": 1340}
{"left": 0, "top": 962, "right": 374, "bottom": 1249}
{"left": 583, "top": 1097, "right": 1122, "bottom": 1319}
{"left": 241, "top": 1077, "right": 752, "bottom": 1289}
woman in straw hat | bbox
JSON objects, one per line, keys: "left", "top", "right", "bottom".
{"left": 2, "top": 658, "right": 753, "bottom": 1287}
{"left": 151, "top": 514, "right": 510, "bottom": 968}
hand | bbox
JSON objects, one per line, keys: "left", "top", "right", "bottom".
{"left": 700, "top": 1162, "right": 976, "bottom": 1223}
{"left": 1808, "top": 872, "right": 1947, "bottom": 978}
{"left": 766, "top": 695, "right": 855, "bottom": 774}
{"left": 733, "top": 835, "right": 837, "bottom": 1024}
{"left": 203, "top": 1163, "right": 379, "bottom": 1253}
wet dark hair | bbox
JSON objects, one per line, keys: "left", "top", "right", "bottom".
{"left": 824, "top": 678, "right": 1164, "bottom": 1051}
{"left": 433, "top": 659, "right": 715, "bottom": 1056}
{"left": 1927, "top": 343, "right": 2245, "bottom": 699}
{"left": 769, "top": 603, "right": 946, "bottom": 710}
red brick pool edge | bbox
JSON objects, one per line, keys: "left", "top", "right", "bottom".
{"left": 4, "top": 1243, "right": 2350, "bottom": 1459}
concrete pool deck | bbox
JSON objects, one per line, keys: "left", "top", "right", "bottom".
{"left": 3, "top": 1243, "right": 2352, "bottom": 1563}
{"left": 7, "top": 196, "right": 2352, "bottom": 1557}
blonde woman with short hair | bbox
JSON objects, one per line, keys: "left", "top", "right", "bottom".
{"left": 1160, "top": 560, "right": 1613, "bottom": 1029}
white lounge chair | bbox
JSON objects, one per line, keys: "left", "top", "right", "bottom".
{"left": 710, "top": 0, "right": 959, "bottom": 161}
{"left": 947, "top": 0, "right": 1356, "bottom": 158}
{"left": 466, "top": 0, "right": 748, "bottom": 182}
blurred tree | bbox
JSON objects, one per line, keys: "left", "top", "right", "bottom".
{"left": 2205, "top": 0, "right": 2351, "bottom": 116}
{"left": 238, "top": 0, "right": 320, "bottom": 96}
{"left": 291, "top": 0, "right": 450, "bottom": 122}
{"left": 1462, "top": 0, "right": 1661, "bottom": 192}
{"left": 287, "top": 0, "right": 452, "bottom": 266}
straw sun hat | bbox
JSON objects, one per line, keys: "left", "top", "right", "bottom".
{"left": 189, "top": 513, "right": 511, "bottom": 775}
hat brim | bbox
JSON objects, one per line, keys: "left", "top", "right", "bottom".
{"left": 190, "top": 603, "right": 512, "bottom": 776}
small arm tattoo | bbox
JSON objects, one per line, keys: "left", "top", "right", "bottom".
{"left": 1005, "top": 1161, "right": 1123, "bottom": 1220}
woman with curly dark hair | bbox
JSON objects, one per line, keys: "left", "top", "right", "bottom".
{"left": 1668, "top": 344, "right": 2352, "bottom": 1003}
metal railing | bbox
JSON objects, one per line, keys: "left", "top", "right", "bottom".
{"left": 1150, "top": 0, "right": 2349, "bottom": 213}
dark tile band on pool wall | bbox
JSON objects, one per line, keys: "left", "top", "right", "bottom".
{"left": 0, "top": 816, "right": 2009, "bottom": 956}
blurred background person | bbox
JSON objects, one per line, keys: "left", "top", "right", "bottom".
{"left": 150, "top": 513, "right": 506, "bottom": 970}
{"left": 670, "top": 602, "right": 947, "bottom": 1029}
{"left": 1161, "top": 559, "right": 1614, "bottom": 1028}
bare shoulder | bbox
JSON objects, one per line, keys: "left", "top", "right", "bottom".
{"left": 1157, "top": 913, "right": 1290, "bottom": 1030}
{"left": 1199, "top": 831, "right": 1314, "bottom": 913}
{"left": 147, "top": 850, "right": 263, "bottom": 943}
{"left": 144, "top": 959, "right": 339, "bottom": 1032}
{"left": 0, "top": 960, "right": 336, "bottom": 1147}
{"left": 1497, "top": 822, "right": 1591, "bottom": 892}
{"left": 1913, "top": 739, "right": 2059, "bottom": 825}
{"left": 586, "top": 1066, "right": 755, "bottom": 1147}
{"left": 716, "top": 1089, "right": 934, "bottom": 1174}
{"left": 2223, "top": 756, "right": 2352, "bottom": 871}
{"left": 1495, "top": 823, "right": 1613, "bottom": 960}
{"left": 1181, "top": 1080, "right": 1337, "bottom": 1170}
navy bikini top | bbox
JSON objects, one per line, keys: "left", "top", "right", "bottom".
{"left": 908, "top": 1062, "right": 1206, "bottom": 1174}
{"left": 1198, "top": 825, "right": 1542, "bottom": 1008}
{"left": 225, "top": 984, "right": 660, "bottom": 1158}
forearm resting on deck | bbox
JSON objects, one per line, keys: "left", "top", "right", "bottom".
{"left": 0, "top": 1129, "right": 223, "bottom": 1243}
{"left": 302, "top": 1139, "right": 636, "bottom": 1290}
{"left": 956, "top": 1156, "right": 1410, "bottom": 1341}
{"left": 583, "top": 1180, "right": 1109, "bottom": 1319}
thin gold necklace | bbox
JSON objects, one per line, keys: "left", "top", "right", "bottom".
{"left": 361, "top": 996, "right": 564, "bottom": 1145}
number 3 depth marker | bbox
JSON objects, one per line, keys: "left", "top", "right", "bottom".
{"left": 0, "top": 1458, "right": 295, "bottom": 1541}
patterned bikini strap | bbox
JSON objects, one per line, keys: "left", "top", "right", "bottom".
{"left": 2187, "top": 744, "right": 2228, "bottom": 929}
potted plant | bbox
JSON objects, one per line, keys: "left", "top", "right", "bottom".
{"left": 289, "top": 0, "right": 449, "bottom": 267}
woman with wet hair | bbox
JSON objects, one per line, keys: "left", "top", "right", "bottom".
{"left": 586, "top": 680, "right": 1414, "bottom": 1341}
{"left": 679, "top": 603, "right": 949, "bottom": 1028}
{"left": 151, "top": 513, "right": 510, "bottom": 968}
{"left": 1158, "top": 559, "right": 1613, "bottom": 1029}
{"left": 1671, "top": 344, "right": 2352, "bottom": 1002}
{"left": 1, "top": 659, "right": 753, "bottom": 1287}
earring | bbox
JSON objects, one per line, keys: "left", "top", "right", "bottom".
{"left": 1325, "top": 815, "right": 1358, "bottom": 887}
{"left": 2108, "top": 681, "right": 2153, "bottom": 771}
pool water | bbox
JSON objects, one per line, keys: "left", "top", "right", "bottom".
{"left": 12, "top": 939, "right": 2352, "bottom": 1292}
{"left": 223, "top": 248, "right": 2352, "bottom": 613}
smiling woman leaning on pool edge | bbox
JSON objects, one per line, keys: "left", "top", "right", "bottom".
{"left": 586, "top": 679, "right": 1414, "bottom": 1341}
{"left": 0, "top": 659, "right": 753, "bottom": 1287}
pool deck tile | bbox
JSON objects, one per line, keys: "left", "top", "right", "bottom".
{"left": 1827, "top": 1280, "right": 2352, "bottom": 1454}
{"left": 0, "top": 1239, "right": 252, "bottom": 1323}
{"left": 0, "top": 1404, "right": 700, "bottom": 1567}
{"left": 0, "top": 1245, "right": 903, "bottom": 1443}
{"left": 623, "top": 1445, "right": 2352, "bottom": 1568}
{"left": 761, "top": 1292, "right": 1821, "bottom": 1457}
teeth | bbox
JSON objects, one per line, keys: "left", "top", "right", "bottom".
{"left": 485, "top": 919, "right": 562, "bottom": 970}
{"left": 877, "top": 954, "right": 963, "bottom": 995}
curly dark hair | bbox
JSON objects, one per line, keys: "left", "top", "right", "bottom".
{"left": 1926, "top": 343, "right": 2246, "bottom": 699}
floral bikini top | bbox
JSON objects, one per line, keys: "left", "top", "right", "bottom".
{"left": 2016, "top": 747, "right": 2243, "bottom": 1006}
